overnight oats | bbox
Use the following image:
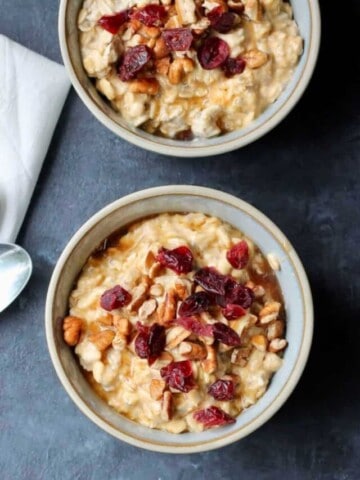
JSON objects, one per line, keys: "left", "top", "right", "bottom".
{"left": 63, "top": 213, "right": 287, "bottom": 433}
{"left": 78, "top": 0, "right": 303, "bottom": 139}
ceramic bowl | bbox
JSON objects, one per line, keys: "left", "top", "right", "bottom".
{"left": 58, "top": 0, "right": 320, "bottom": 157}
{"left": 45, "top": 186, "right": 313, "bottom": 453}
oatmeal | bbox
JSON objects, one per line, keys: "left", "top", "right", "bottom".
{"left": 78, "top": 0, "right": 303, "bottom": 139}
{"left": 64, "top": 213, "right": 287, "bottom": 433}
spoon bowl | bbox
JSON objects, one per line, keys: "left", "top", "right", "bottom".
{"left": 0, "top": 243, "right": 32, "bottom": 312}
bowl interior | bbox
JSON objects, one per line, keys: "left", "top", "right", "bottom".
{"left": 61, "top": 0, "right": 318, "bottom": 155}
{"left": 47, "top": 189, "right": 311, "bottom": 451}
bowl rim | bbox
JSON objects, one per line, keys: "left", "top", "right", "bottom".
{"left": 45, "top": 185, "right": 313, "bottom": 453}
{"left": 58, "top": 0, "right": 321, "bottom": 157}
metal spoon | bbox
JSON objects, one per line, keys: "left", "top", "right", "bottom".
{"left": 0, "top": 243, "right": 32, "bottom": 313}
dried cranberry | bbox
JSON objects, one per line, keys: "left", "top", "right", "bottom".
{"left": 178, "top": 292, "right": 213, "bottom": 317}
{"left": 228, "top": 0, "right": 245, "bottom": 14}
{"left": 207, "top": 7, "right": 236, "bottom": 33}
{"left": 98, "top": 10, "right": 129, "bottom": 34}
{"left": 193, "top": 406, "right": 236, "bottom": 428}
{"left": 161, "top": 28, "right": 193, "bottom": 51}
{"left": 148, "top": 323, "right": 166, "bottom": 364}
{"left": 195, "top": 269, "right": 253, "bottom": 308}
{"left": 226, "top": 240, "right": 249, "bottom": 268}
{"left": 100, "top": 285, "right": 132, "bottom": 311}
{"left": 194, "top": 267, "right": 228, "bottom": 295}
{"left": 222, "top": 56, "right": 246, "bottom": 77}
{"left": 160, "top": 360, "right": 196, "bottom": 392}
{"left": 207, "top": 5, "right": 225, "bottom": 18}
{"left": 212, "top": 322, "right": 241, "bottom": 346}
{"left": 208, "top": 379, "right": 235, "bottom": 400}
{"left": 134, "top": 322, "right": 165, "bottom": 364}
{"left": 222, "top": 304, "right": 247, "bottom": 320}
{"left": 134, "top": 324, "right": 150, "bottom": 359}
{"left": 224, "top": 280, "right": 254, "bottom": 308}
{"left": 176, "top": 316, "right": 214, "bottom": 337}
{"left": 197, "top": 37, "right": 230, "bottom": 70}
{"left": 175, "top": 129, "right": 194, "bottom": 141}
{"left": 131, "top": 5, "right": 167, "bottom": 27}
{"left": 119, "top": 45, "right": 152, "bottom": 81}
{"left": 156, "top": 245, "right": 193, "bottom": 274}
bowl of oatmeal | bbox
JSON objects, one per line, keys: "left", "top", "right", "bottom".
{"left": 46, "top": 186, "right": 313, "bottom": 452}
{"left": 59, "top": 0, "right": 320, "bottom": 156}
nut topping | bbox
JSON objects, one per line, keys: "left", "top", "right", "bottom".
{"left": 267, "top": 320, "right": 284, "bottom": 341}
{"left": 130, "top": 276, "right": 151, "bottom": 311}
{"left": 138, "top": 298, "right": 158, "bottom": 320}
{"left": 129, "top": 78, "right": 159, "bottom": 95}
{"left": 113, "top": 316, "right": 131, "bottom": 336}
{"left": 161, "top": 391, "right": 173, "bottom": 420}
{"left": 231, "top": 346, "right": 252, "bottom": 366}
{"left": 149, "top": 283, "right": 165, "bottom": 297}
{"left": 160, "top": 288, "right": 178, "bottom": 324}
{"left": 202, "top": 344, "right": 217, "bottom": 373}
{"left": 242, "top": 49, "right": 268, "bottom": 69}
{"left": 259, "top": 301, "right": 281, "bottom": 324}
{"left": 269, "top": 338, "right": 288, "bottom": 353}
{"left": 88, "top": 330, "right": 115, "bottom": 351}
{"left": 63, "top": 316, "right": 83, "bottom": 346}
{"left": 250, "top": 334, "right": 268, "bottom": 352}
{"left": 166, "top": 325, "right": 191, "bottom": 349}
{"left": 168, "top": 57, "right": 194, "bottom": 84}
{"left": 179, "top": 341, "right": 207, "bottom": 360}
{"left": 150, "top": 379, "right": 167, "bottom": 400}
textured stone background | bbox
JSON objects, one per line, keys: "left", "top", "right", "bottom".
{"left": 1, "top": 0, "right": 360, "bottom": 479}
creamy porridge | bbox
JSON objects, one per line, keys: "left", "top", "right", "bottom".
{"left": 63, "top": 213, "right": 287, "bottom": 433}
{"left": 78, "top": 0, "right": 303, "bottom": 139}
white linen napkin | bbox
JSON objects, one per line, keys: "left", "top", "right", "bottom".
{"left": 0, "top": 35, "right": 71, "bottom": 243}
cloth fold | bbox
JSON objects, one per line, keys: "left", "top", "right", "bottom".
{"left": 0, "top": 35, "right": 70, "bottom": 243}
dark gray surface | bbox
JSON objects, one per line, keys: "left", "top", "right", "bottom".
{"left": 1, "top": 0, "right": 359, "bottom": 479}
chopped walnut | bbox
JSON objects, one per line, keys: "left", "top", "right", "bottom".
{"left": 113, "top": 316, "right": 131, "bottom": 336}
{"left": 159, "top": 288, "right": 178, "bottom": 324}
{"left": 269, "top": 338, "right": 288, "bottom": 353}
{"left": 267, "top": 253, "right": 281, "bottom": 271}
{"left": 243, "top": 49, "right": 268, "bottom": 69}
{"left": 251, "top": 334, "right": 268, "bottom": 352}
{"left": 63, "top": 316, "right": 83, "bottom": 346}
{"left": 168, "top": 58, "right": 194, "bottom": 85}
{"left": 97, "top": 315, "right": 113, "bottom": 326}
{"left": 129, "top": 78, "right": 159, "bottom": 95}
{"left": 149, "top": 283, "right": 164, "bottom": 297}
{"left": 88, "top": 330, "right": 115, "bottom": 351}
{"left": 174, "top": 280, "right": 191, "bottom": 300}
{"left": 231, "top": 346, "right": 252, "bottom": 366}
{"left": 259, "top": 301, "right": 281, "bottom": 324}
{"left": 155, "top": 56, "right": 171, "bottom": 76}
{"left": 243, "top": 0, "right": 263, "bottom": 21}
{"left": 175, "top": 0, "right": 197, "bottom": 25}
{"left": 130, "top": 276, "right": 151, "bottom": 311}
{"left": 202, "top": 344, "right": 217, "bottom": 373}
{"left": 153, "top": 37, "right": 170, "bottom": 59}
{"left": 179, "top": 341, "right": 207, "bottom": 360}
{"left": 150, "top": 379, "right": 167, "bottom": 400}
{"left": 166, "top": 326, "right": 191, "bottom": 349}
{"left": 150, "top": 351, "right": 174, "bottom": 369}
{"left": 267, "top": 320, "right": 284, "bottom": 341}
{"left": 161, "top": 391, "right": 173, "bottom": 421}
{"left": 138, "top": 298, "right": 157, "bottom": 320}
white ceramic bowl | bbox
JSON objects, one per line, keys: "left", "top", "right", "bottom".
{"left": 46, "top": 186, "right": 313, "bottom": 453}
{"left": 58, "top": 0, "right": 320, "bottom": 157}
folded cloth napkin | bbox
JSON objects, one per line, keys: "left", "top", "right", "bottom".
{"left": 0, "top": 35, "right": 70, "bottom": 243}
